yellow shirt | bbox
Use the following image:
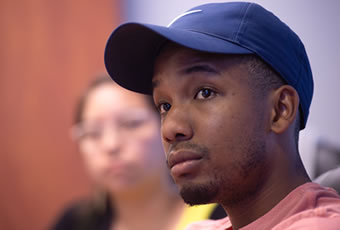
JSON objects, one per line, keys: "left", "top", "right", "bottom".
{"left": 174, "top": 203, "right": 219, "bottom": 230}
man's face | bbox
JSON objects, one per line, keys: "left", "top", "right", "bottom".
{"left": 152, "top": 44, "right": 273, "bottom": 206}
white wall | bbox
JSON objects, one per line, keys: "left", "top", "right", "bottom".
{"left": 122, "top": 0, "right": 340, "bottom": 175}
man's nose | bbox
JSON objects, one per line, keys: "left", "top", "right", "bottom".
{"left": 161, "top": 106, "right": 193, "bottom": 144}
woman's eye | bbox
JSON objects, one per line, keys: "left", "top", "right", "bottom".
{"left": 121, "top": 119, "right": 144, "bottom": 129}
{"left": 82, "top": 130, "right": 102, "bottom": 140}
{"left": 196, "top": 88, "right": 215, "bottom": 99}
{"left": 159, "top": 103, "right": 171, "bottom": 114}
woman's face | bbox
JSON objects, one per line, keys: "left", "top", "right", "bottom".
{"left": 76, "top": 83, "right": 166, "bottom": 193}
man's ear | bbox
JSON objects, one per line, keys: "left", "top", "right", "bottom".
{"left": 270, "top": 85, "right": 299, "bottom": 134}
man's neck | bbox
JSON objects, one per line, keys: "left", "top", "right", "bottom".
{"left": 222, "top": 168, "right": 310, "bottom": 230}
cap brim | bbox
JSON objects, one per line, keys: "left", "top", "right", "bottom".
{"left": 104, "top": 22, "right": 252, "bottom": 95}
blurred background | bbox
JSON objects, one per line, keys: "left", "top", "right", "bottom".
{"left": 1, "top": 0, "right": 339, "bottom": 230}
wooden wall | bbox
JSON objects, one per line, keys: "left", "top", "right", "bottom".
{"left": 0, "top": 0, "right": 122, "bottom": 229}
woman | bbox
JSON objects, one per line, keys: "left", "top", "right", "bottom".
{"left": 52, "top": 75, "right": 226, "bottom": 230}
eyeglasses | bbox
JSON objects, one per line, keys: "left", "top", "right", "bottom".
{"left": 71, "top": 109, "right": 156, "bottom": 150}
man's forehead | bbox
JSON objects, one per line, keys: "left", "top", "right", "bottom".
{"left": 151, "top": 47, "right": 249, "bottom": 94}
{"left": 153, "top": 44, "right": 247, "bottom": 76}
{"left": 156, "top": 43, "right": 246, "bottom": 66}
{"left": 151, "top": 43, "right": 185, "bottom": 91}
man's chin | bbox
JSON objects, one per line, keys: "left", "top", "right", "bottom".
{"left": 179, "top": 183, "right": 219, "bottom": 206}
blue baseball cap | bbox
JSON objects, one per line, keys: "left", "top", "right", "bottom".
{"left": 104, "top": 2, "right": 313, "bottom": 129}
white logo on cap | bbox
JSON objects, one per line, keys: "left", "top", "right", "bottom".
{"left": 167, "top": 9, "right": 202, "bottom": 27}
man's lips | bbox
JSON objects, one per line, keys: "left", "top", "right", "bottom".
{"left": 168, "top": 150, "right": 203, "bottom": 169}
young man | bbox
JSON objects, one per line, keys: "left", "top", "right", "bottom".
{"left": 104, "top": 2, "right": 340, "bottom": 229}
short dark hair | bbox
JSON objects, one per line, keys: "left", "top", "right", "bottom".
{"left": 241, "top": 55, "right": 285, "bottom": 96}
{"left": 240, "top": 55, "right": 300, "bottom": 150}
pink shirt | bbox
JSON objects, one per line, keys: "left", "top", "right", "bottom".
{"left": 185, "top": 183, "right": 340, "bottom": 230}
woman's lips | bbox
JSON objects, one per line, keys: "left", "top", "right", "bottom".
{"left": 105, "top": 162, "right": 129, "bottom": 175}
{"left": 168, "top": 151, "right": 203, "bottom": 177}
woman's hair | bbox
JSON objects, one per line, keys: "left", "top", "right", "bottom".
{"left": 74, "top": 75, "right": 112, "bottom": 124}
{"left": 66, "top": 191, "right": 112, "bottom": 230}
{"left": 74, "top": 74, "right": 157, "bottom": 125}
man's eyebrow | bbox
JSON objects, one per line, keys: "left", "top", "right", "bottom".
{"left": 152, "top": 79, "right": 160, "bottom": 89}
{"left": 152, "top": 63, "right": 219, "bottom": 90}
{"left": 182, "top": 64, "right": 218, "bottom": 74}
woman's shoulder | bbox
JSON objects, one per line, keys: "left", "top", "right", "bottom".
{"left": 50, "top": 199, "right": 112, "bottom": 230}
{"left": 51, "top": 200, "right": 91, "bottom": 230}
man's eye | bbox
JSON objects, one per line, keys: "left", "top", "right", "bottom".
{"left": 159, "top": 103, "right": 171, "bottom": 114}
{"left": 195, "top": 88, "right": 216, "bottom": 99}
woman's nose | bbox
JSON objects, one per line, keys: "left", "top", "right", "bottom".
{"left": 100, "top": 126, "right": 121, "bottom": 155}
